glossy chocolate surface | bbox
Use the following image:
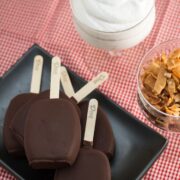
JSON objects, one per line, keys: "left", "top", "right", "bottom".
{"left": 54, "top": 148, "right": 111, "bottom": 180}
{"left": 24, "top": 98, "right": 81, "bottom": 169}
{"left": 3, "top": 93, "right": 35, "bottom": 156}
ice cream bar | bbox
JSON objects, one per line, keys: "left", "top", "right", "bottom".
{"left": 10, "top": 67, "right": 81, "bottom": 148}
{"left": 54, "top": 99, "right": 111, "bottom": 180}
{"left": 79, "top": 101, "right": 115, "bottom": 159}
{"left": 24, "top": 57, "right": 81, "bottom": 169}
{"left": 61, "top": 67, "right": 115, "bottom": 158}
{"left": 3, "top": 55, "right": 43, "bottom": 156}
{"left": 60, "top": 68, "right": 109, "bottom": 125}
{"left": 10, "top": 90, "right": 69, "bottom": 146}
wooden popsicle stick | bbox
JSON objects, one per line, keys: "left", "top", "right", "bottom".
{"left": 83, "top": 99, "right": 98, "bottom": 147}
{"left": 73, "top": 72, "right": 108, "bottom": 103}
{"left": 60, "top": 66, "right": 75, "bottom": 98}
{"left": 50, "top": 56, "right": 61, "bottom": 99}
{"left": 30, "top": 55, "right": 44, "bottom": 94}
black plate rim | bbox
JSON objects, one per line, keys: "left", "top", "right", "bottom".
{"left": 0, "top": 44, "right": 168, "bottom": 180}
{"left": 0, "top": 159, "right": 23, "bottom": 180}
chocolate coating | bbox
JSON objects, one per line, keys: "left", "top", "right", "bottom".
{"left": 79, "top": 101, "right": 115, "bottom": 159}
{"left": 24, "top": 98, "right": 81, "bottom": 169}
{"left": 10, "top": 91, "right": 72, "bottom": 146}
{"left": 3, "top": 93, "right": 36, "bottom": 156}
{"left": 54, "top": 148, "right": 111, "bottom": 180}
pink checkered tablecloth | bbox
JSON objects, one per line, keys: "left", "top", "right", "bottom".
{"left": 0, "top": 0, "right": 180, "bottom": 179}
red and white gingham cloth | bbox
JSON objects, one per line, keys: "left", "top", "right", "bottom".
{"left": 0, "top": 0, "right": 180, "bottom": 179}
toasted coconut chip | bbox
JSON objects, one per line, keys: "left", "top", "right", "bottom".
{"left": 166, "top": 97, "right": 174, "bottom": 106}
{"left": 149, "top": 97, "right": 161, "bottom": 105}
{"left": 161, "top": 52, "right": 168, "bottom": 65}
{"left": 161, "top": 89, "right": 169, "bottom": 97}
{"left": 172, "top": 58, "right": 180, "bottom": 66}
{"left": 174, "top": 94, "right": 180, "bottom": 103}
{"left": 165, "top": 107, "right": 179, "bottom": 116}
{"left": 172, "top": 65, "right": 180, "bottom": 78}
{"left": 144, "top": 60, "right": 160, "bottom": 76}
{"left": 167, "top": 58, "right": 180, "bottom": 70}
{"left": 170, "top": 48, "right": 180, "bottom": 59}
{"left": 143, "top": 93, "right": 161, "bottom": 106}
{"left": 142, "top": 88, "right": 161, "bottom": 105}
{"left": 164, "top": 72, "right": 171, "bottom": 78}
{"left": 167, "top": 79, "right": 176, "bottom": 97}
{"left": 153, "top": 67, "right": 167, "bottom": 95}
{"left": 142, "top": 88, "right": 157, "bottom": 98}
{"left": 168, "top": 104, "right": 180, "bottom": 111}
{"left": 172, "top": 74, "right": 179, "bottom": 85}
{"left": 178, "top": 85, "right": 180, "bottom": 91}
{"left": 141, "top": 71, "right": 150, "bottom": 85}
{"left": 167, "top": 59, "right": 175, "bottom": 70}
{"left": 143, "top": 73, "right": 156, "bottom": 90}
{"left": 162, "top": 96, "right": 169, "bottom": 104}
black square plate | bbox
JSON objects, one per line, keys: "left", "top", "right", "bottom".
{"left": 0, "top": 44, "right": 167, "bottom": 180}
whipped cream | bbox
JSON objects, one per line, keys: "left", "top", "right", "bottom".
{"left": 71, "top": 0, "right": 155, "bottom": 32}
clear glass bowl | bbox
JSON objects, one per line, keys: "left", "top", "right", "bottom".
{"left": 70, "top": 0, "right": 156, "bottom": 52}
{"left": 137, "top": 39, "right": 180, "bottom": 133}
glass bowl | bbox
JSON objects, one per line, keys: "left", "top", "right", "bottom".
{"left": 70, "top": 0, "right": 156, "bottom": 51}
{"left": 137, "top": 38, "right": 180, "bottom": 133}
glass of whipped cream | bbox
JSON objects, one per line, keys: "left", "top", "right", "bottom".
{"left": 70, "top": 0, "right": 156, "bottom": 55}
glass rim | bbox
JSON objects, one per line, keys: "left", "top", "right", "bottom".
{"left": 70, "top": 0, "right": 155, "bottom": 34}
{"left": 137, "top": 38, "right": 180, "bottom": 120}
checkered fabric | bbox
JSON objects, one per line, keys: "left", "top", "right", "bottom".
{"left": 0, "top": 0, "right": 180, "bottom": 179}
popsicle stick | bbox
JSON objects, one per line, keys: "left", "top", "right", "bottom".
{"left": 30, "top": 55, "right": 44, "bottom": 94}
{"left": 60, "top": 66, "right": 75, "bottom": 98}
{"left": 73, "top": 72, "right": 108, "bottom": 103}
{"left": 83, "top": 99, "right": 98, "bottom": 147}
{"left": 50, "top": 56, "right": 61, "bottom": 99}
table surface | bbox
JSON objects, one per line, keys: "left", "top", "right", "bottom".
{"left": 0, "top": 0, "right": 180, "bottom": 179}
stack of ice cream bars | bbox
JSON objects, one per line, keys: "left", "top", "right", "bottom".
{"left": 3, "top": 55, "right": 115, "bottom": 180}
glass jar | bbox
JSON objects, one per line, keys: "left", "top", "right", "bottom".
{"left": 137, "top": 39, "right": 180, "bottom": 133}
{"left": 70, "top": 0, "right": 156, "bottom": 51}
